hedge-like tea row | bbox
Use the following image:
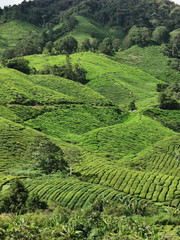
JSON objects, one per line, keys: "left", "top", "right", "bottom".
{"left": 25, "top": 177, "right": 125, "bottom": 209}
{"left": 74, "top": 161, "right": 180, "bottom": 207}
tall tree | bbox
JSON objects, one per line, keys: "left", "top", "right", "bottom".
{"left": 31, "top": 136, "right": 66, "bottom": 174}
{"left": 55, "top": 36, "right": 78, "bottom": 54}
{"left": 152, "top": 26, "right": 170, "bottom": 45}
{"left": 64, "top": 147, "right": 80, "bottom": 176}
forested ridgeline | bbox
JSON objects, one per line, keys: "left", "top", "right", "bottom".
{"left": 0, "top": 0, "right": 179, "bottom": 30}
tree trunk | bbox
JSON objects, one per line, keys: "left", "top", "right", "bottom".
{"left": 70, "top": 164, "right": 72, "bottom": 176}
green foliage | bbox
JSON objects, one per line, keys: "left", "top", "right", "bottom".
{"left": 123, "top": 26, "right": 141, "bottom": 48}
{"left": 0, "top": 0, "right": 178, "bottom": 33}
{"left": 0, "top": 3, "right": 180, "bottom": 237}
{"left": 5, "top": 58, "right": 31, "bottom": 74}
{"left": 64, "top": 147, "right": 80, "bottom": 176}
{"left": 128, "top": 99, "right": 136, "bottom": 111}
{"left": 123, "top": 26, "right": 152, "bottom": 48}
{"left": 26, "top": 193, "right": 47, "bottom": 212}
{"left": 81, "top": 38, "right": 91, "bottom": 52}
{"left": 25, "top": 105, "right": 124, "bottom": 142}
{"left": 170, "top": 31, "right": 180, "bottom": 58}
{"left": 0, "top": 68, "right": 76, "bottom": 105}
{"left": 55, "top": 36, "right": 78, "bottom": 54}
{"left": 2, "top": 48, "right": 15, "bottom": 60}
{"left": 158, "top": 92, "right": 179, "bottom": 110}
{"left": 143, "top": 108, "right": 180, "bottom": 132}
{"left": 115, "top": 45, "right": 180, "bottom": 83}
{"left": 0, "top": 20, "right": 40, "bottom": 50}
{"left": 112, "top": 38, "right": 121, "bottom": 52}
{"left": 168, "top": 58, "right": 180, "bottom": 71}
{"left": 25, "top": 52, "right": 161, "bottom": 108}
{"left": 30, "top": 136, "right": 66, "bottom": 174}
{"left": 38, "top": 54, "right": 87, "bottom": 84}
{"left": 157, "top": 82, "right": 180, "bottom": 110}
{"left": 91, "top": 38, "right": 99, "bottom": 52}
{"left": 156, "top": 83, "right": 168, "bottom": 92}
{"left": 78, "top": 115, "right": 174, "bottom": 159}
{"left": 0, "top": 179, "right": 28, "bottom": 213}
{"left": 29, "top": 75, "right": 111, "bottom": 106}
{"left": 44, "top": 41, "right": 53, "bottom": 54}
{"left": 5, "top": 217, "right": 41, "bottom": 240}
{"left": 99, "top": 38, "right": 114, "bottom": 56}
{"left": 152, "top": 26, "right": 170, "bottom": 45}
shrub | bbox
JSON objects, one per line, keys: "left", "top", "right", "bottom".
{"left": 6, "top": 58, "right": 31, "bottom": 74}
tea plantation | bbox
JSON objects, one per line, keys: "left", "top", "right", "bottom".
{"left": 0, "top": 15, "right": 180, "bottom": 240}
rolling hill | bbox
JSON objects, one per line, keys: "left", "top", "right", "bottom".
{"left": 0, "top": 1, "right": 180, "bottom": 238}
{"left": 26, "top": 52, "right": 162, "bottom": 108}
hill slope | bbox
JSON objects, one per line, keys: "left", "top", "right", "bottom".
{"left": 78, "top": 115, "right": 176, "bottom": 160}
{"left": 0, "top": 20, "right": 40, "bottom": 52}
{"left": 115, "top": 45, "right": 180, "bottom": 83}
{"left": 26, "top": 52, "right": 162, "bottom": 108}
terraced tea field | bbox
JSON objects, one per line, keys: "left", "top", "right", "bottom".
{"left": 0, "top": 40, "right": 179, "bottom": 214}
{"left": 73, "top": 151, "right": 180, "bottom": 207}
{"left": 26, "top": 52, "right": 162, "bottom": 108}
{"left": 25, "top": 177, "right": 126, "bottom": 209}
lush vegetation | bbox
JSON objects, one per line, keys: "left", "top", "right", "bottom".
{"left": 0, "top": 0, "right": 180, "bottom": 239}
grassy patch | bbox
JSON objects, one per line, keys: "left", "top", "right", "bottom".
{"left": 56, "top": 15, "right": 125, "bottom": 43}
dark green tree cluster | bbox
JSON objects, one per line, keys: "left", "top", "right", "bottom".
{"left": 157, "top": 82, "right": 180, "bottom": 110}
{"left": 159, "top": 31, "right": 180, "bottom": 71}
{"left": 30, "top": 136, "right": 67, "bottom": 174}
{"left": 161, "top": 31, "right": 180, "bottom": 70}
{"left": 55, "top": 36, "right": 78, "bottom": 54}
{"left": 123, "top": 25, "right": 171, "bottom": 48}
{"left": 0, "top": 179, "right": 46, "bottom": 214}
{"left": 0, "top": 0, "right": 179, "bottom": 32}
{"left": 80, "top": 37, "right": 121, "bottom": 55}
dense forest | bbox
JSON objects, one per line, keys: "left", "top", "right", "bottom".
{"left": 0, "top": 0, "right": 180, "bottom": 29}
{"left": 0, "top": 0, "right": 180, "bottom": 239}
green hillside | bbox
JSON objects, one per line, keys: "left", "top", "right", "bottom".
{"left": 74, "top": 156, "right": 180, "bottom": 207}
{"left": 115, "top": 45, "right": 180, "bottom": 83}
{"left": 25, "top": 175, "right": 125, "bottom": 209}
{"left": 130, "top": 135, "right": 180, "bottom": 176}
{"left": 63, "top": 15, "right": 124, "bottom": 42}
{"left": 0, "top": 117, "right": 43, "bottom": 172}
{"left": 0, "top": 68, "right": 77, "bottom": 105}
{"left": 26, "top": 52, "right": 162, "bottom": 108}
{"left": 0, "top": 1, "right": 180, "bottom": 238}
{"left": 0, "top": 20, "right": 40, "bottom": 51}
{"left": 78, "top": 115, "right": 175, "bottom": 160}
{"left": 25, "top": 105, "right": 125, "bottom": 142}
{"left": 29, "top": 74, "right": 111, "bottom": 105}
{"left": 143, "top": 108, "right": 180, "bottom": 133}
